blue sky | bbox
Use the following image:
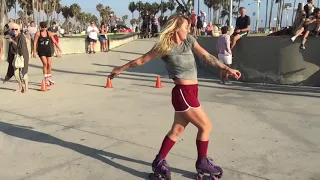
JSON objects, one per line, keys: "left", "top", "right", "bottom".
{"left": 9, "top": 0, "right": 318, "bottom": 28}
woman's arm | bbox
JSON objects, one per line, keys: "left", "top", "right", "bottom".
{"left": 33, "top": 32, "right": 39, "bottom": 56}
{"left": 193, "top": 41, "right": 241, "bottom": 79}
{"left": 193, "top": 41, "right": 229, "bottom": 70}
{"left": 110, "top": 47, "right": 157, "bottom": 77}
{"left": 49, "top": 31, "right": 61, "bottom": 51}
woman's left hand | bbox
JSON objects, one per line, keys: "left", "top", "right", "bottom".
{"left": 7, "top": 38, "right": 13, "bottom": 42}
{"left": 227, "top": 68, "right": 241, "bottom": 80}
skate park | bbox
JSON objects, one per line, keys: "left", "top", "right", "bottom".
{"left": 1, "top": 37, "right": 320, "bottom": 180}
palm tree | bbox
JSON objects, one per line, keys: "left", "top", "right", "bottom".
{"left": 268, "top": 0, "right": 275, "bottom": 30}
{"left": 151, "top": 2, "right": 160, "bottom": 15}
{"left": 160, "top": 0, "right": 168, "bottom": 16}
{"left": 167, "top": 0, "right": 176, "bottom": 15}
{"left": 130, "top": 18, "right": 137, "bottom": 28}
{"left": 136, "top": 0, "right": 143, "bottom": 18}
{"left": 128, "top": 1, "right": 137, "bottom": 20}
{"left": 61, "top": 6, "right": 73, "bottom": 32}
{"left": 96, "top": 3, "right": 104, "bottom": 22}
{"left": 143, "top": 2, "right": 152, "bottom": 14}
{"left": 265, "top": 0, "right": 269, "bottom": 30}
{"left": 70, "top": 3, "right": 81, "bottom": 29}
{"left": 122, "top": 15, "right": 128, "bottom": 23}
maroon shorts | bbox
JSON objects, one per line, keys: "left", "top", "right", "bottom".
{"left": 172, "top": 84, "right": 201, "bottom": 112}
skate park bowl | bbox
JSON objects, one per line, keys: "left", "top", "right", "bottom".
{"left": 196, "top": 36, "right": 320, "bottom": 87}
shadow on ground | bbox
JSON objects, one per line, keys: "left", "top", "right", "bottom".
{"left": 27, "top": 60, "right": 320, "bottom": 98}
{"left": 0, "top": 121, "right": 195, "bottom": 179}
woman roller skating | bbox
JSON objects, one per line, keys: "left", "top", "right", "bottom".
{"left": 110, "top": 15, "right": 241, "bottom": 180}
{"left": 33, "top": 21, "right": 61, "bottom": 86}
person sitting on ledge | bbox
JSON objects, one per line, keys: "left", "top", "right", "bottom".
{"left": 231, "top": 7, "right": 250, "bottom": 50}
{"left": 205, "top": 22, "right": 214, "bottom": 36}
{"left": 291, "top": 10, "right": 308, "bottom": 42}
{"left": 300, "top": 8, "right": 320, "bottom": 49}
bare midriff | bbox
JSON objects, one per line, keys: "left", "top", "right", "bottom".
{"left": 174, "top": 78, "right": 198, "bottom": 85}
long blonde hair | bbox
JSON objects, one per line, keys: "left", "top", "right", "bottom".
{"left": 155, "top": 15, "right": 191, "bottom": 56}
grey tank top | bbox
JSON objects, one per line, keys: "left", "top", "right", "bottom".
{"left": 161, "top": 34, "right": 197, "bottom": 80}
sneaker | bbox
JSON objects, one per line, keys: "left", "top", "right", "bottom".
{"left": 224, "top": 80, "right": 232, "bottom": 85}
{"left": 291, "top": 36, "right": 296, "bottom": 42}
{"left": 300, "top": 44, "right": 306, "bottom": 49}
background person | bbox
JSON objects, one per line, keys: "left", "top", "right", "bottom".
{"left": 231, "top": 7, "right": 250, "bottom": 49}
{"left": 216, "top": 26, "right": 232, "bottom": 84}
{"left": 300, "top": 8, "right": 320, "bottom": 49}
{"left": 48, "top": 22, "right": 62, "bottom": 57}
{"left": 33, "top": 21, "right": 61, "bottom": 86}
{"left": 3, "top": 23, "right": 29, "bottom": 93}
{"left": 86, "top": 21, "right": 99, "bottom": 54}
{"left": 99, "top": 23, "right": 109, "bottom": 52}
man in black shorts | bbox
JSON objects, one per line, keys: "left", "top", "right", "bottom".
{"left": 231, "top": 7, "right": 251, "bottom": 49}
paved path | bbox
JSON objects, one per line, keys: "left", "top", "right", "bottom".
{"left": 0, "top": 38, "right": 320, "bottom": 180}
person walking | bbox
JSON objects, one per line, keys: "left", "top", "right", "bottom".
{"left": 3, "top": 23, "right": 30, "bottom": 93}
{"left": 110, "top": 15, "right": 241, "bottom": 180}
{"left": 217, "top": 26, "right": 233, "bottom": 84}
{"left": 33, "top": 21, "right": 61, "bottom": 86}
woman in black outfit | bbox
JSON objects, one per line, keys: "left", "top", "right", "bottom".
{"left": 33, "top": 21, "right": 61, "bottom": 86}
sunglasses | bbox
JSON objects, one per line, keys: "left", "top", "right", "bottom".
{"left": 11, "top": 29, "right": 18, "bottom": 31}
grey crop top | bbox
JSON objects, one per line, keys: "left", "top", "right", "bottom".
{"left": 161, "top": 34, "right": 197, "bottom": 80}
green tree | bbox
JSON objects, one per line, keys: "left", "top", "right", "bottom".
{"left": 128, "top": 1, "right": 137, "bottom": 19}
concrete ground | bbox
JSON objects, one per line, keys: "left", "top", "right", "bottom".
{"left": 0, "top": 38, "right": 320, "bottom": 180}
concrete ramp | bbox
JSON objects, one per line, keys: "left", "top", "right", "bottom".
{"left": 196, "top": 36, "right": 320, "bottom": 87}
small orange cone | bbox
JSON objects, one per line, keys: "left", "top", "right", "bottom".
{"left": 106, "top": 77, "right": 113, "bottom": 88}
{"left": 40, "top": 79, "right": 47, "bottom": 91}
{"left": 155, "top": 76, "right": 163, "bottom": 88}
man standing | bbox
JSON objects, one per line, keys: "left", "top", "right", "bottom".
{"left": 190, "top": 9, "right": 197, "bottom": 36}
{"left": 231, "top": 7, "right": 251, "bottom": 49}
{"left": 108, "top": 14, "right": 117, "bottom": 34}
{"left": 48, "top": 22, "right": 61, "bottom": 57}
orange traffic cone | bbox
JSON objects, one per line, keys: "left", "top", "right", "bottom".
{"left": 105, "top": 77, "right": 113, "bottom": 88}
{"left": 40, "top": 79, "right": 47, "bottom": 91}
{"left": 155, "top": 76, "right": 163, "bottom": 88}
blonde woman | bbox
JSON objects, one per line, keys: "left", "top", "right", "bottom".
{"left": 110, "top": 15, "right": 241, "bottom": 179}
{"left": 3, "top": 23, "right": 29, "bottom": 93}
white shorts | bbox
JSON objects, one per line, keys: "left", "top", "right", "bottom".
{"left": 218, "top": 54, "right": 232, "bottom": 65}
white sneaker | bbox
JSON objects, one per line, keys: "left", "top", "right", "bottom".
{"left": 291, "top": 37, "right": 296, "bottom": 42}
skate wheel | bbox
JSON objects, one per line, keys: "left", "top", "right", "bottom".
{"left": 210, "top": 176, "right": 219, "bottom": 180}
{"left": 215, "top": 166, "right": 223, "bottom": 177}
{"left": 196, "top": 173, "right": 204, "bottom": 180}
{"left": 149, "top": 173, "right": 164, "bottom": 180}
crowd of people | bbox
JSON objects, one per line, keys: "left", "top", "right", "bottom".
{"left": 2, "top": 20, "right": 61, "bottom": 93}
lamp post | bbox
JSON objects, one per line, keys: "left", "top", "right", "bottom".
{"left": 229, "top": 0, "right": 233, "bottom": 27}
{"left": 255, "top": 0, "right": 261, "bottom": 32}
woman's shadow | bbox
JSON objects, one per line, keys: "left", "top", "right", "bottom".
{"left": 0, "top": 121, "right": 195, "bottom": 179}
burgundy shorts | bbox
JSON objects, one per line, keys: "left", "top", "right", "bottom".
{"left": 172, "top": 84, "right": 201, "bottom": 112}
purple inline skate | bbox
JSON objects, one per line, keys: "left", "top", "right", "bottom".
{"left": 195, "top": 157, "right": 223, "bottom": 180}
{"left": 149, "top": 154, "right": 171, "bottom": 180}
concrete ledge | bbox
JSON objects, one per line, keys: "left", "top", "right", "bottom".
{"left": 196, "top": 36, "right": 320, "bottom": 87}
{"left": 0, "top": 33, "right": 139, "bottom": 59}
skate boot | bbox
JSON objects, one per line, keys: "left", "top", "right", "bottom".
{"left": 149, "top": 154, "right": 171, "bottom": 180}
{"left": 195, "top": 157, "right": 223, "bottom": 180}
{"left": 45, "top": 77, "right": 51, "bottom": 87}
{"left": 48, "top": 76, "right": 55, "bottom": 86}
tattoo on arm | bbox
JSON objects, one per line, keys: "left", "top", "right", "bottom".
{"left": 128, "top": 61, "right": 140, "bottom": 69}
{"left": 202, "top": 54, "right": 228, "bottom": 70}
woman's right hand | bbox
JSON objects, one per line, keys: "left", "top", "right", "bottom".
{"left": 109, "top": 67, "right": 122, "bottom": 79}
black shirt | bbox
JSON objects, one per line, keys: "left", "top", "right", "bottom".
{"left": 236, "top": 15, "right": 250, "bottom": 32}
